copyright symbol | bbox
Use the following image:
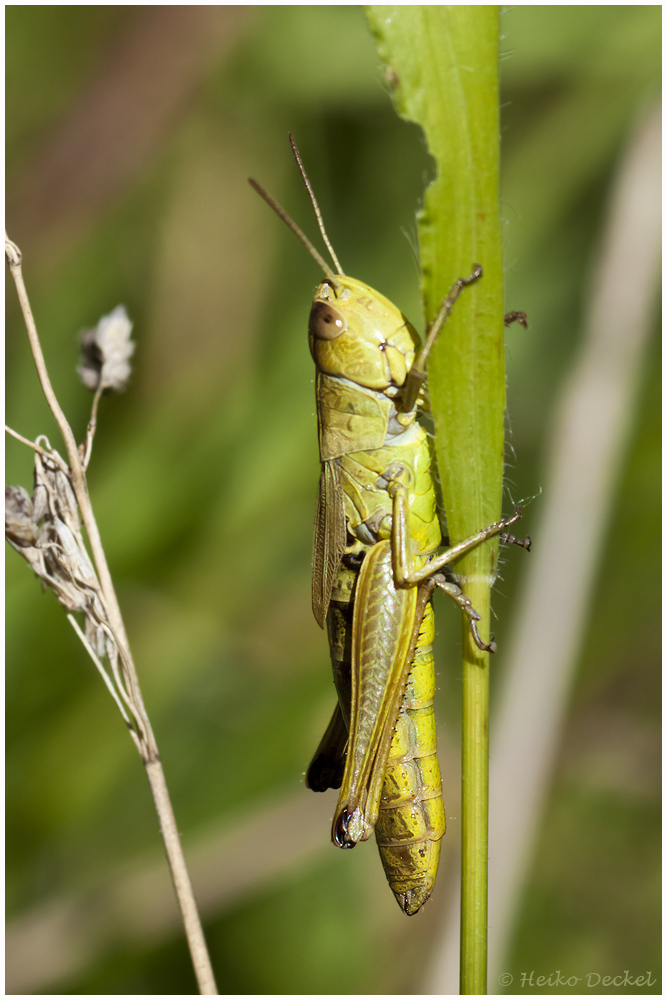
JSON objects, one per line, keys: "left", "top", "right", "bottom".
{"left": 499, "top": 973, "right": 513, "bottom": 986}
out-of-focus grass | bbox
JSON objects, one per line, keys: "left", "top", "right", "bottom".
{"left": 6, "top": 6, "right": 660, "bottom": 994}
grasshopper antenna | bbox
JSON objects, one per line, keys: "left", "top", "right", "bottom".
{"left": 248, "top": 177, "right": 340, "bottom": 284}
{"left": 289, "top": 132, "right": 344, "bottom": 276}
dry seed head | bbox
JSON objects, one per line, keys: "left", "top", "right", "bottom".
{"left": 78, "top": 305, "right": 135, "bottom": 393}
{"left": 5, "top": 486, "right": 40, "bottom": 547}
{"left": 6, "top": 446, "right": 110, "bottom": 657}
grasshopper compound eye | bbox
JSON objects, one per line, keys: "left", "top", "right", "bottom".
{"left": 309, "top": 300, "right": 347, "bottom": 340}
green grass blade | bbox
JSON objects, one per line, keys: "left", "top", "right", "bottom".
{"left": 366, "top": 7, "right": 503, "bottom": 993}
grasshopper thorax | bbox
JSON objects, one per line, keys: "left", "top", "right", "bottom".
{"left": 309, "top": 276, "right": 420, "bottom": 394}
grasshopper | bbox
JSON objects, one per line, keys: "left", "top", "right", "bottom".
{"left": 250, "top": 136, "right": 525, "bottom": 915}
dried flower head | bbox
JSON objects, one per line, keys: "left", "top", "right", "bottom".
{"left": 78, "top": 305, "right": 135, "bottom": 393}
{"left": 5, "top": 446, "right": 110, "bottom": 657}
{"left": 5, "top": 486, "right": 41, "bottom": 547}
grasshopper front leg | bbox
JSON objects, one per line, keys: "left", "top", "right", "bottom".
{"left": 376, "top": 462, "right": 523, "bottom": 652}
{"left": 400, "top": 266, "right": 483, "bottom": 413}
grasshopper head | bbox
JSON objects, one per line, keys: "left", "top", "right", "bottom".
{"left": 250, "top": 137, "right": 420, "bottom": 395}
{"left": 309, "top": 276, "right": 420, "bottom": 392}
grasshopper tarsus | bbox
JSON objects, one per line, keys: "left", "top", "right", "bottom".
{"left": 443, "top": 264, "right": 483, "bottom": 314}
{"left": 464, "top": 263, "right": 483, "bottom": 285}
{"left": 432, "top": 574, "right": 496, "bottom": 652}
{"left": 498, "top": 506, "right": 530, "bottom": 551}
{"left": 500, "top": 532, "right": 531, "bottom": 552}
{"left": 505, "top": 504, "right": 523, "bottom": 525}
{"left": 468, "top": 610, "right": 497, "bottom": 654}
{"left": 504, "top": 310, "right": 528, "bottom": 328}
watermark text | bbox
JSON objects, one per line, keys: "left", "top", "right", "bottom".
{"left": 498, "top": 970, "right": 657, "bottom": 989}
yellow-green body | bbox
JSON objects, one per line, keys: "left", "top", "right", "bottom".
{"left": 306, "top": 276, "right": 446, "bottom": 914}
{"left": 250, "top": 152, "right": 521, "bottom": 917}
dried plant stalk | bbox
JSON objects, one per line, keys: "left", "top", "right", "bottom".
{"left": 5, "top": 236, "right": 218, "bottom": 996}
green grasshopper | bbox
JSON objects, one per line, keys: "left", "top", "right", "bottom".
{"left": 250, "top": 136, "right": 525, "bottom": 915}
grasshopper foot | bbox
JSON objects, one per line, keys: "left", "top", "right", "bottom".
{"left": 504, "top": 310, "right": 528, "bottom": 328}
{"left": 501, "top": 532, "right": 531, "bottom": 552}
{"left": 433, "top": 574, "right": 496, "bottom": 653}
{"left": 499, "top": 506, "right": 530, "bottom": 551}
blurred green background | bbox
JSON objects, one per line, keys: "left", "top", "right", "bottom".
{"left": 6, "top": 7, "right": 660, "bottom": 995}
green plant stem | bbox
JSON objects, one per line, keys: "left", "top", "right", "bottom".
{"left": 460, "top": 622, "right": 490, "bottom": 994}
{"left": 366, "top": 8, "right": 503, "bottom": 993}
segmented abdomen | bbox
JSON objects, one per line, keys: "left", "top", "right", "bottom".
{"left": 374, "top": 600, "right": 445, "bottom": 915}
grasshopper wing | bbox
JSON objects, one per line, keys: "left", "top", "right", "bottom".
{"left": 312, "top": 459, "right": 346, "bottom": 629}
{"left": 306, "top": 701, "right": 348, "bottom": 792}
